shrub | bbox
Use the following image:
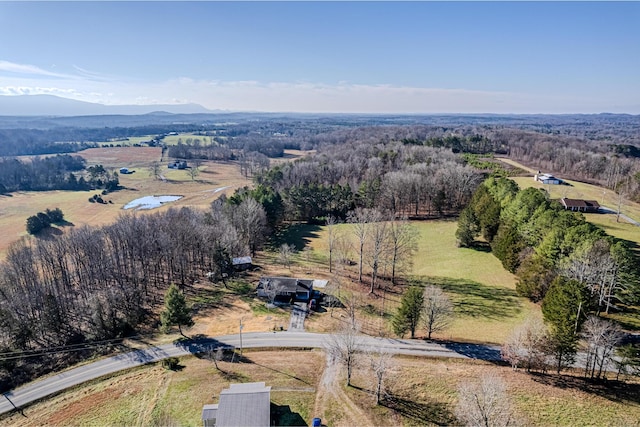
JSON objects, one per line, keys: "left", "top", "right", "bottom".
{"left": 162, "top": 357, "right": 180, "bottom": 370}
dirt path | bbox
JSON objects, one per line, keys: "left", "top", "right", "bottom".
{"left": 313, "top": 353, "right": 374, "bottom": 427}
{"left": 136, "top": 371, "right": 169, "bottom": 426}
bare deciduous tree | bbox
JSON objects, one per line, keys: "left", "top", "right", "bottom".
{"left": 348, "top": 207, "right": 374, "bottom": 283}
{"left": 501, "top": 316, "right": 549, "bottom": 372}
{"left": 367, "top": 346, "right": 394, "bottom": 405}
{"left": 421, "top": 285, "right": 454, "bottom": 340}
{"left": 581, "top": 315, "right": 623, "bottom": 379}
{"left": 148, "top": 161, "right": 162, "bottom": 180}
{"left": 387, "top": 218, "right": 418, "bottom": 285}
{"left": 278, "top": 243, "right": 296, "bottom": 268}
{"left": 325, "top": 322, "right": 363, "bottom": 387}
{"left": 365, "top": 210, "right": 389, "bottom": 293}
{"left": 455, "top": 373, "right": 513, "bottom": 427}
{"left": 326, "top": 215, "right": 338, "bottom": 273}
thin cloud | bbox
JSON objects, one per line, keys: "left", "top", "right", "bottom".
{"left": 0, "top": 60, "right": 77, "bottom": 79}
{"left": 1, "top": 75, "right": 637, "bottom": 114}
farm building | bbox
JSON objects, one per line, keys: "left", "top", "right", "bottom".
{"left": 560, "top": 198, "right": 601, "bottom": 213}
{"left": 534, "top": 172, "right": 562, "bottom": 185}
{"left": 202, "top": 382, "right": 271, "bottom": 427}
{"left": 168, "top": 160, "right": 188, "bottom": 169}
{"left": 232, "top": 256, "right": 252, "bottom": 271}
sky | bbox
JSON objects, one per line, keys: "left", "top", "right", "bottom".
{"left": 0, "top": 1, "right": 638, "bottom": 114}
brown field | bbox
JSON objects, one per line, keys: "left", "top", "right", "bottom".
{"left": 0, "top": 147, "right": 252, "bottom": 258}
{"left": 0, "top": 147, "right": 313, "bottom": 258}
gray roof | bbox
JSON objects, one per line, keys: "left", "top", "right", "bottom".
{"left": 215, "top": 382, "right": 271, "bottom": 427}
{"left": 202, "top": 404, "right": 219, "bottom": 420}
{"left": 258, "top": 277, "right": 313, "bottom": 293}
{"left": 232, "top": 256, "right": 252, "bottom": 265}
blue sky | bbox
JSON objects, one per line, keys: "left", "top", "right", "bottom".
{"left": 0, "top": 1, "right": 638, "bottom": 113}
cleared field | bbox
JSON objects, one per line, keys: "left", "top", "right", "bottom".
{"left": 161, "top": 133, "right": 215, "bottom": 146}
{"left": 410, "top": 221, "right": 535, "bottom": 344}
{"left": 0, "top": 147, "right": 252, "bottom": 257}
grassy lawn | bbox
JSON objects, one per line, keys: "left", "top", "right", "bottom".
{"left": 409, "top": 221, "right": 534, "bottom": 344}
{"left": 3, "top": 350, "right": 323, "bottom": 427}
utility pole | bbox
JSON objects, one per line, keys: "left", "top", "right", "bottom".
{"left": 239, "top": 318, "right": 244, "bottom": 357}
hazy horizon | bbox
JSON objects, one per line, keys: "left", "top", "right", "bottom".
{"left": 1, "top": 2, "right": 638, "bottom": 114}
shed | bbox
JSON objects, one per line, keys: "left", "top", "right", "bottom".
{"left": 232, "top": 256, "right": 252, "bottom": 271}
{"left": 534, "top": 172, "right": 562, "bottom": 185}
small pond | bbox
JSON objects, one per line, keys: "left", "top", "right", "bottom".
{"left": 123, "top": 195, "right": 182, "bottom": 210}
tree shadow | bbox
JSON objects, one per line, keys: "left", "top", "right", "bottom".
{"left": 240, "top": 354, "right": 313, "bottom": 386}
{"left": 271, "top": 402, "right": 308, "bottom": 426}
{"left": 33, "top": 227, "right": 63, "bottom": 240}
{"left": 469, "top": 241, "right": 492, "bottom": 252}
{"left": 270, "top": 224, "right": 322, "bottom": 251}
{"left": 529, "top": 372, "right": 640, "bottom": 405}
{"left": 440, "top": 341, "right": 503, "bottom": 362}
{"left": 410, "top": 276, "right": 521, "bottom": 320}
{"left": 381, "top": 395, "right": 456, "bottom": 425}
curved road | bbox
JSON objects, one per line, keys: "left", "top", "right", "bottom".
{"left": 0, "top": 331, "right": 501, "bottom": 415}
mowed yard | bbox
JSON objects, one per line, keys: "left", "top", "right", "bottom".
{"left": 0, "top": 146, "right": 252, "bottom": 257}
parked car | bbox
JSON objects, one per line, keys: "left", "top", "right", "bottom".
{"left": 309, "top": 299, "right": 317, "bottom": 311}
{"left": 312, "top": 417, "right": 322, "bottom": 427}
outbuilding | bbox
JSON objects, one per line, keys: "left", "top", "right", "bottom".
{"left": 560, "top": 198, "right": 601, "bottom": 213}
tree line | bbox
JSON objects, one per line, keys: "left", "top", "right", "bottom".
{"left": 457, "top": 177, "right": 640, "bottom": 375}
{"left": 0, "top": 155, "right": 121, "bottom": 193}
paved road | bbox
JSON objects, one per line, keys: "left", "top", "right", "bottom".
{"left": 0, "top": 332, "right": 501, "bottom": 416}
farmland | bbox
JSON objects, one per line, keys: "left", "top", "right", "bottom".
{"left": 0, "top": 146, "right": 251, "bottom": 257}
{"left": 2, "top": 124, "right": 640, "bottom": 426}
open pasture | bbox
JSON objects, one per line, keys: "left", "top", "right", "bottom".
{"left": 0, "top": 147, "right": 252, "bottom": 257}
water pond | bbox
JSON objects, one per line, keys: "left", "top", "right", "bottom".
{"left": 123, "top": 195, "right": 182, "bottom": 210}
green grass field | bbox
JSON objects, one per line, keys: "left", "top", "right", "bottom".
{"left": 288, "top": 220, "right": 534, "bottom": 344}
{"left": 409, "top": 221, "right": 534, "bottom": 344}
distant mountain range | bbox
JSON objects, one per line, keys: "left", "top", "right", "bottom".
{"left": 0, "top": 94, "right": 216, "bottom": 116}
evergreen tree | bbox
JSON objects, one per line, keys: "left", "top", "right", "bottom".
{"left": 542, "top": 276, "right": 590, "bottom": 373}
{"left": 392, "top": 286, "right": 424, "bottom": 338}
{"left": 455, "top": 206, "right": 479, "bottom": 248}
{"left": 160, "top": 284, "right": 194, "bottom": 336}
